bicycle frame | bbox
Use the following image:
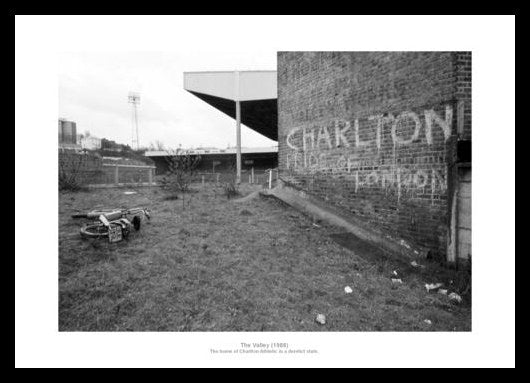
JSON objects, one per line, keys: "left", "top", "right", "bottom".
{"left": 73, "top": 207, "right": 151, "bottom": 242}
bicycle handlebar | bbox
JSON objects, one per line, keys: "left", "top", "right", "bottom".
{"left": 72, "top": 207, "right": 150, "bottom": 220}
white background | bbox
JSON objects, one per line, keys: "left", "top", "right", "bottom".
{"left": 15, "top": 15, "right": 515, "bottom": 368}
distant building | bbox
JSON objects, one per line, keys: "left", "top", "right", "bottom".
{"left": 79, "top": 135, "right": 102, "bottom": 150}
{"left": 58, "top": 118, "right": 81, "bottom": 150}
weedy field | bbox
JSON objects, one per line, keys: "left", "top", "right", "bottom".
{"left": 59, "top": 184, "right": 471, "bottom": 331}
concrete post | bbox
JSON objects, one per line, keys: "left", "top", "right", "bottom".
{"left": 114, "top": 165, "right": 119, "bottom": 185}
{"left": 148, "top": 168, "right": 153, "bottom": 185}
{"left": 235, "top": 71, "right": 241, "bottom": 185}
{"left": 236, "top": 99, "right": 241, "bottom": 184}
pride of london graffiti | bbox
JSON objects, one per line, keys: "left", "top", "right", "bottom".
{"left": 283, "top": 104, "right": 454, "bottom": 205}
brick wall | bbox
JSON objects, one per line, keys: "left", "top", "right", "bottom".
{"left": 278, "top": 52, "right": 471, "bottom": 258}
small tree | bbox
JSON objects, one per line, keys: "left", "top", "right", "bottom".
{"left": 160, "top": 149, "right": 201, "bottom": 197}
{"left": 58, "top": 152, "right": 89, "bottom": 191}
{"left": 221, "top": 160, "right": 240, "bottom": 199}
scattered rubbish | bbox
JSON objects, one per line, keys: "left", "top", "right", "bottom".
{"left": 424, "top": 319, "right": 432, "bottom": 325}
{"left": 315, "top": 314, "right": 326, "bottom": 325}
{"left": 399, "top": 239, "right": 411, "bottom": 249}
{"left": 448, "top": 292, "right": 463, "bottom": 304}
{"left": 392, "top": 270, "right": 398, "bottom": 276}
{"left": 313, "top": 223, "right": 320, "bottom": 228}
{"left": 425, "top": 283, "right": 443, "bottom": 292}
{"left": 344, "top": 286, "right": 353, "bottom": 294}
{"left": 123, "top": 191, "right": 137, "bottom": 195}
{"left": 391, "top": 278, "right": 403, "bottom": 284}
{"left": 410, "top": 261, "right": 425, "bottom": 269}
{"left": 438, "top": 289, "right": 448, "bottom": 295}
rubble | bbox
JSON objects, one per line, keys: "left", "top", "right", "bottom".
{"left": 344, "top": 286, "right": 353, "bottom": 294}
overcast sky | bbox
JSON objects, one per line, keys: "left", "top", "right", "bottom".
{"left": 58, "top": 52, "right": 277, "bottom": 149}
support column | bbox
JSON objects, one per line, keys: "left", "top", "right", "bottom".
{"left": 236, "top": 100, "right": 241, "bottom": 184}
{"left": 235, "top": 71, "right": 242, "bottom": 184}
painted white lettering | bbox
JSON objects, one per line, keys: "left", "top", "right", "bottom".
{"left": 424, "top": 105, "right": 453, "bottom": 144}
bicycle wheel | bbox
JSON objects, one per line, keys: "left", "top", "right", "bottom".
{"left": 80, "top": 223, "right": 109, "bottom": 239}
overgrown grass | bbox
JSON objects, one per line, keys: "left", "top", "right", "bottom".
{"left": 59, "top": 184, "right": 471, "bottom": 331}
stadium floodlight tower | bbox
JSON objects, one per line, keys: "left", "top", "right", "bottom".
{"left": 128, "top": 91, "right": 141, "bottom": 150}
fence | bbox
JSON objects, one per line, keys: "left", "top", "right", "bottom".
{"left": 88, "top": 164, "right": 156, "bottom": 188}
{"left": 193, "top": 168, "right": 279, "bottom": 188}
{"left": 60, "top": 153, "right": 275, "bottom": 189}
{"left": 59, "top": 152, "right": 156, "bottom": 188}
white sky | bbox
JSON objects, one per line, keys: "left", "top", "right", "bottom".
{"left": 58, "top": 51, "right": 278, "bottom": 149}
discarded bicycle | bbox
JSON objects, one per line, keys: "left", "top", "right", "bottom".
{"left": 72, "top": 207, "right": 151, "bottom": 243}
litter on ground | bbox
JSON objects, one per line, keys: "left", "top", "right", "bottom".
{"left": 449, "top": 292, "right": 463, "bottom": 303}
{"left": 411, "top": 261, "right": 425, "bottom": 268}
{"left": 438, "top": 289, "right": 448, "bottom": 295}
{"left": 315, "top": 314, "right": 326, "bottom": 325}
{"left": 344, "top": 286, "right": 353, "bottom": 294}
{"left": 425, "top": 283, "right": 443, "bottom": 292}
{"left": 391, "top": 278, "right": 403, "bottom": 284}
{"left": 424, "top": 319, "right": 432, "bottom": 325}
{"left": 123, "top": 191, "right": 137, "bottom": 195}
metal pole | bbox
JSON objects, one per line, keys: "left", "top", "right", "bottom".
{"left": 235, "top": 99, "right": 242, "bottom": 184}
{"left": 235, "top": 71, "right": 241, "bottom": 184}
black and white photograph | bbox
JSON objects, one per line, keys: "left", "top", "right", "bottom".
{"left": 15, "top": 14, "right": 515, "bottom": 368}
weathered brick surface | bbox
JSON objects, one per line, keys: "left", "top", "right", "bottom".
{"left": 277, "top": 52, "right": 471, "bottom": 258}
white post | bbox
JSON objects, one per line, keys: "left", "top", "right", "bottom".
{"left": 268, "top": 169, "right": 272, "bottom": 189}
{"left": 235, "top": 71, "right": 242, "bottom": 185}
{"left": 114, "top": 165, "right": 119, "bottom": 185}
{"left": 216, "top": 173, "right": 220, "bottom": 183}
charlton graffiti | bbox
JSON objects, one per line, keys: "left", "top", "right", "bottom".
{"left": 283, "top": 104, "right": 453, "bottom": 204}
{"left": 286, "top": 105, "right": 453, "bottom": 151}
